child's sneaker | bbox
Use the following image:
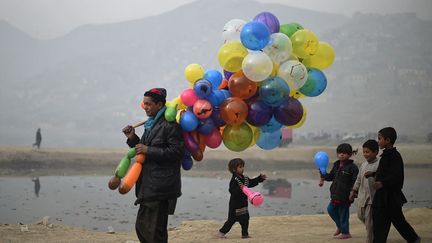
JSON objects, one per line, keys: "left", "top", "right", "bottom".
{"left": 333, "top": 229, "right": 341, "bottom": 236}
{"left": 335, "top": 233, "right": 352, "bottom": 239}
{"left": 216, "top": 231, "right": 226, "bottom": 239}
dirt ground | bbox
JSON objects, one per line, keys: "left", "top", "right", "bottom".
{"left": 1, "top": 208, "right": 430, "bottom": 243}
{"left": 0, "top": 144, "right": 431, "bottom": 242}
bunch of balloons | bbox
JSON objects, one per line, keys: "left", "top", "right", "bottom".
{"left": 111, "top": 12, "right": 335, "bottom": 188}
{"left": 168, "top": 11, "right": 334, "bottom": 161}
{"left": 109, "top": 11, "right": 334, "bottom": 194}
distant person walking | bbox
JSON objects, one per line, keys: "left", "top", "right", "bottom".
{"left": 32, "top": 177, "right": 40, "bottom": 197}
{"left": 32, "top": 128, "right": 42, "bottom": 149}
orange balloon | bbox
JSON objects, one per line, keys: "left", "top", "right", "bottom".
{"left": 219, "top": 79, "right": 229, "bottom": 90}
{"left": 119, "top": 162, "right": 142, "bottom": 194}
{"left": 135, "top": 153, "right": 145, "bottom": 164}
{"left": 228, "top": 71, "right": 257, "bottom": 99}
{"left": 220, "top": 97, "right": 248, "bottom": 125}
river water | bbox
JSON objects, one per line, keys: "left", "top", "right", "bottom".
{"left": 0, "top": 176, "right": 430, "bottom": 232}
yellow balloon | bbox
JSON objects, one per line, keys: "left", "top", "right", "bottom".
{"left": 271, "top": 61, "right": 280, "bottom": 76}
{"left": 291, "top": 29, "right": 319, "bottom": 59}
{"left": 288, "top": 107, "right": 307, "bottom": 128}
{"left": 175, "top": 109, "right": 186, "bottom": 124}
{"left": 289, "top": 89, "right": 306, "bottom": 99}
{"left": 184, "top": 63, "right": 205, "bottom": 84}
{"left": 247, "top": 123, "right": 261, "bottom": 147}
{"left": 217, "top": 41, "right": 248, "bottom": 72}
{"left": 302, "top": 41, "right": 335, "bottom": 69}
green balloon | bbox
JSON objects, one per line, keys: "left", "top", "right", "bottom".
{"left": 164, "top": 106, "right": 177, "bottom": 122}
{"left": 280, "top": 23, "right": 304, "bottom": 38}
{"left": 127, "top": 147, "right": 136, "bottom": 159}
{"left": 222, "top": 123, "right": 253, "bottom": 152}
{"left": 115, "top": 156, "right": 131, "bottom": 178}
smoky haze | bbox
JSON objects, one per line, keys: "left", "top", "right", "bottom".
{"left": 0, "top": 0, "right": 431, "bottom": 148}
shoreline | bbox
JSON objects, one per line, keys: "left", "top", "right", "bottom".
{"left": 1, "top": 144, "right": 431, "bottom": 178}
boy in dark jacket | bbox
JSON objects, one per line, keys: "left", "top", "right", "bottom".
{"left": 320, "top": 143, "right": 359, "bottom": 239}
{"left": 123, "top": 88, "right": 184, "bottom": 243}
{"left": 218, "top": 158, "right": 266, "bottom": 239}
{"left": 372, "top": 127, "right": 420, "bottom": 243}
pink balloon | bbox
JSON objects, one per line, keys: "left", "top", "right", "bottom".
{"left": 203, "top": 128, "right": 222, "bottom": 148}
{"left": 242, "top": 186, "right": 264, "bottom": 207}
{"left": 180, "top": 88, "right": 198, "bottom": 107}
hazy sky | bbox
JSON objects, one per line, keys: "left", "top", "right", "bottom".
{"left": 1, "top": 0, "right": 431, "bottom": 39}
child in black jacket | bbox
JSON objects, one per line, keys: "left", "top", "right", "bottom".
{"left": 372, "top": 127, "right": 421, "bottom": 243}
{"left": 320, "top": 143, "right": 359, "bottom": 239}
{"left": 218, "top": 158, "right": 266, "bottom": 239}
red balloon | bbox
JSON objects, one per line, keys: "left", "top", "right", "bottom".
{"left": 193, "top": 99, "right": 213, "bottom": 119}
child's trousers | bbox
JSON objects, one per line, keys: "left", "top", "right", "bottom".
{"left": 327, "top": 202, "right": 350, "bottom": 234}
{"left": 358, "top": 205, "right": 373, "bottom": 243}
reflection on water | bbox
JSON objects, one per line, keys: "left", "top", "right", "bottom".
{"left": 0, "top": 176, "right": 430, "bottom": 232}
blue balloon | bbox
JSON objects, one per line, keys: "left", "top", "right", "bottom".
{"left": 193, "top": 79, "right": 212, "bottom": 98}
{"left": 220, "top": 89, "right": 232, "bottom": 100}
{"left": 300, "top": 68, "right": 327, "bottom": 97}
{"left": 256, "top": 129, "right": 282, "bottom": 150}
{"left": 204, "top": 69, "right": 223, "bottom": 90}
{"left": 207, "top": 90, "right": 226, "bottom": 107}
{"left": 180, "top": 110, "right": 199, "bottom": 132}
{"left": 260, "top": 116, "right": 283, "bottom": 133}
{"left": 259, "top": 76, "right": 290, "bottom": 107}
{"left": 197, "top": 118, "right": 215, "bottom": 135}
{"left": 182, "top": 152, "right": 193, "bottom": 170}
{"left": 314, "top": 151, "right": 329, "bottom": 175}
{"left": 240, "top": 21, "right": 270, "bottom": 50}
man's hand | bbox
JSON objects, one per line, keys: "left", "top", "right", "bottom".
{"left": 135, "top": 143, "right": 148, "bottom": 155}
{"left": 372, "top": 181, "right": 383, "bottom": 190}
{"left": 122, "top": 125, "right": 135, "bottom": 139}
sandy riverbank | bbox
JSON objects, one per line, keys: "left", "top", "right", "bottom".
{"left": 1, "top": 208, "right": 431, "bottom": 243}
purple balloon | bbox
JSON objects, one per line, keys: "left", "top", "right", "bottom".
{"left": 246, "top": 99, "right": 272, "bottom": 127}
{"left": 224, "top": 70, "right": 234, "bottom": 80}
{"left": 253, "top": 12, "right": 280, "bottom": 34}
{"left": 211, "top": 107, "right": 226, "bottom": 127}
{"left": 273, "top": 97, "right": 303, "bottom": 126}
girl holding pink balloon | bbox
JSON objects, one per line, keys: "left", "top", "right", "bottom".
{"left": 218, "top": 158, "right": 266, "bottom": 239}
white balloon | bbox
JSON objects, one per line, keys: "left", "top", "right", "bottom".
{"left": 242, "top": 51, "right": 273, "bottom": 82}
{"left": 277, "top": 60, "right": 308, "bottom": 90}
{"left": 263, "top": 33, "right": 292, "bottom": 64}
{"left": 222, "top": 19, "right": 246, "bottom": 43}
